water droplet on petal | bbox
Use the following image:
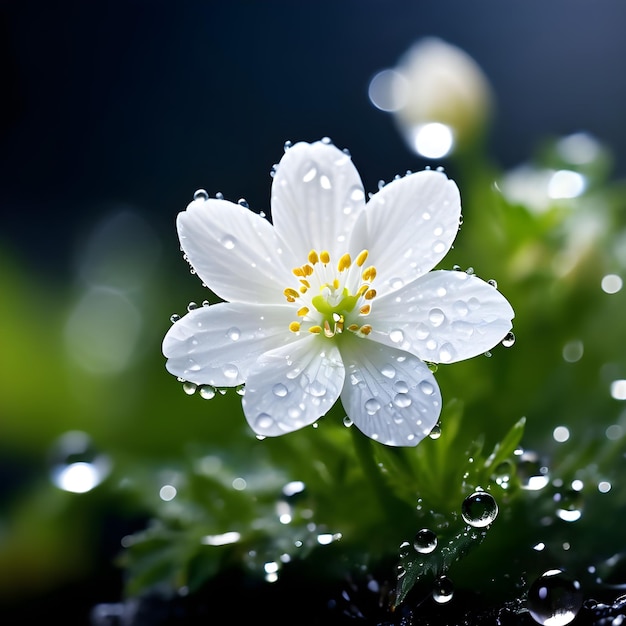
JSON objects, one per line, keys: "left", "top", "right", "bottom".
{"left": 419, "top": 381, "right": 435, "bottom": 396}
{"left": 414, "top": 528, "right": 438, "bottom": 554}
{"left": 255, "top": 413, "right": 274, "bottom": 430}
{"left": 502, "top": 331, "right": 516, "bottom": 348}
{"left": 429, "top": 308, "right": 445, "bottom": 327}
{"left": 170, "top": 313, "right": 181, "bottom": 323}
{"left": 193, "top": 189, "right": 208, "bottom": 201}
{"left": 393, "top": 393, "right": 412, "bottom": 408}
{"left": 220, "top": 235, "right": 236, "bottom": 249}
{"left": 343, "top": 415, "right": 353, "bottom": 427}
{"left": 429, "top": 422, "right": 442, "bottom": 439}
{"left": 461, "top": 491, "right": 498, "bottom": 527}
{"left": 227, "top": 327, "right": 241, "bottom": 341}
{"left": 365, "top": 398, "right": 381, "bottom": 414}
{"left": 393, "top": 380, "right": 409, "bottom": 394}
{"left": 380, "top": 363, "right": 396, "bottom": 379}
{"left": 272, "top": 383, "right": 288, "bottom": 398}
{"left": 527, "top": 569, "right": 582, "bottom": 626}
{"left": 199, "top": 385, "right": 216, "bottom": 400}
{"left": 389, "top": 329, "right": 404, "bottom": 344}
{"left": 182, "top": 381, "right": 197, "bottom": 395}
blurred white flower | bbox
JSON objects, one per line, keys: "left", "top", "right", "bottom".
{"left": 162, "top": 140, "right": 514, "bottom": 446}
{"left": 369, "top": 38, "right": 493, "bottom": 157}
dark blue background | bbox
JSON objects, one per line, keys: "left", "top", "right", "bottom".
{"left": 2, "top": 0, "right": 626, "bottom": 276}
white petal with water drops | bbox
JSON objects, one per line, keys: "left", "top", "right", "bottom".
{"left": 351, "top": 170, "right": 461, "bottom": 296}
{"left": 369, "top": 270, "right": 514, "bottom": 363}
{"left": 163, "top": 303, "right": 300, "bottom": 386}
{"left": 177, "top": 198, "right": 294, "bottom": 304}
{"left": 242, "top": 335, "right": 345, "bottom": 437}
{"left": 271, "top": 140, "right": 367, "bottom": 260}
{"left": 340, "top": 334, "right": 441, "bottom": 446}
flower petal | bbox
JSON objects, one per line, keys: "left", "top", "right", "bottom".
{"left": 368, "top": 270, "right": 514, "bottom": 364}
{"left": 340, "top": 334, "right": 442, "bottom": 447}
{"left": 177, "top": 197, "right": 294, "bottom": 304}
{"left": 271, "top": 140, "right": 367, "bottom": 260}
{"left": 242, "top": 335, "right": 344, "bottom": 437}
{"left": 162, "top": 302, "right": 299, "bottom": 386}
{"left": 352, "top": 170, "right": 461, "bottom": 296}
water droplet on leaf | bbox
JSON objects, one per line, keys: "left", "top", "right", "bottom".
{"left": 461, "top": 491, "right": 498, "bottom": 527}
{"left": 414, "top": 528, "right": 437, "bottom": 554}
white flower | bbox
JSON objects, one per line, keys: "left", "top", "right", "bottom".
{"left": 162, "top": 140, "right": 514, "bottom": 446}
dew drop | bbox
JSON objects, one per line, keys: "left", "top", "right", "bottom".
{"left": 49, "top": 431, "right": 111, "bottom": 493}
{"left": 432, "top": 575, "right": 454, "bottom": 604}
{"left": 426, "top": 362, "right": 438, "bottom": 373}
{"left": 527, "top": 569, "right": 582, "bottom": 626}
{"left": 393, "top": 380, "right": 409, "bottom": 394}
{"left": 182, "top": 381, "right": 197, "bottom": 395}
{"left": 272, "top": 383, "right": 288, "bottom": 398}
{"left": 380, "top": 363, "right": 396, "bottom": 379}
{"left": 414, "top": 528, "right": 438, "bottom": 554}
{"left": 220, "top": 235, "right": 236, "bottom": 249}
{"left": 343, "top": 415, "right": 353, "bottom": 427}
{"left": 193, "top": 189, "right": 208, "bottom": 201}
{"left": 461, "top": 491, "right": 498, "bottom": 528}
{"left": 502, "top": 331, "right": 516, "bottom": 348}
{"left": 399, "top": 541, "right": 411, "bottom": 559}
{"left": 187, "top": 301, "right": 198, "bottom": 311}
{"left": 488, "top": 278, "right": 498, "bottom": 288}
{"left": 429, "top": 422, "right": 442, "bottom": 439}
{"left": 517, "top": 451, "right": 550, "bottom": 491}
{"left": 428, "top": 308, "right": 445, "bottom": 327}
{"left": 255, "top": 413, "right": 274, "bottom": 430}
{"left": 389, "top": 329, "right": 404, "bottom": 344}
{"left": 199, "top": 385, "right": 216, "bottom": 400}
{"left": 389, "top": 277, "right": 405, "bottom": 290}
{"left": 170, "top": 313, "right": 181, "bottom": 323}
{"left": 227, "top": 327, "right": 241, "bottom": 341}
{"left": 306, "top": 380, "right": 327, "bottom": 397}
{"left": 237, "top": 198, "right": 249, "bottom": 208}
{"left": 284, "top": 140, "right": 292, "bottom": 151}
{"left": 419, "top": 381, "right": 435, "bottom": 396}
{"left": 365, "top": 398, "right": 381, "bottom": 414}
{"left": 393, "top": 393, "right": 412, "bottom": 408}
{"left": 222, "top": 364, "right": 239, "bottom": 379}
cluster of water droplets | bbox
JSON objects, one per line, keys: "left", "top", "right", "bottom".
{"left": 395, "top": 490, "right": 499, "bottom": 606}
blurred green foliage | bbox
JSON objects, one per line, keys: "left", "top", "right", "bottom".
{"left": 2, "top": 130, "right": 626, "bottom": 614}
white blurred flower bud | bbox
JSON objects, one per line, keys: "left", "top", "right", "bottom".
{"left": 369, "top": 38, "right": 493, "bottom": 158}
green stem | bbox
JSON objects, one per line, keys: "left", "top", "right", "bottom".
{"left": 350, "top": 427, "right": 409, "bottom": 522}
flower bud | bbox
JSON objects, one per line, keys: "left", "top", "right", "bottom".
{"left": 370, "top": 38, "right": 493, "bottom": 157}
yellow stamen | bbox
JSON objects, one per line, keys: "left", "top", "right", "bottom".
{"left": 299, "top": 285, "right": 308, "bottom": 294}
{"left": 292, "top": 267, "right": 304, "bottom": 277}
{"left": 297, "top": 306, "right": 309, "bottom": 317}
{"left": 356, "top": 249, "right": 369, "bottom": 267}
{"left": 359, "top": 304, "right": 371, "bottom": 315}
{"left": 337, "top": 253, "right": 352, "bottom": 272}
{"left": 320, "top": 250, "right": 330, "bottom": 264}
{"left": 364, "top": 289, "right": 377, "bottom": 300}
{"left": 357, "top": 284, "right": 369, "bottom": 297}
{"left": 332, "top": 278, "right": 340, "bottom": 290}
{"left": 284, "top": 288, "right": 299, "bottom": 302}
{"left": 360, "top": 324, "right": 372, "bottom": 335}
{"left": 309, "top": 325, "right": 322, "bottom": 334}
{"left": 308, "top": 250, "right": 319, "bottom": 264}
{"left": 299, "top": 279, "right": 311, "bottom": 289}
{"left": 289, "top": 321, "right": 301, "bottom": 333}
{"left": 348, "top": 323, "right": 360, "bottom": 332}
{"left": 302, "top": 264, "right": 314, "bottom": 276}
{"left": 362, "top": 266, "right": 377, "bottom": 282}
